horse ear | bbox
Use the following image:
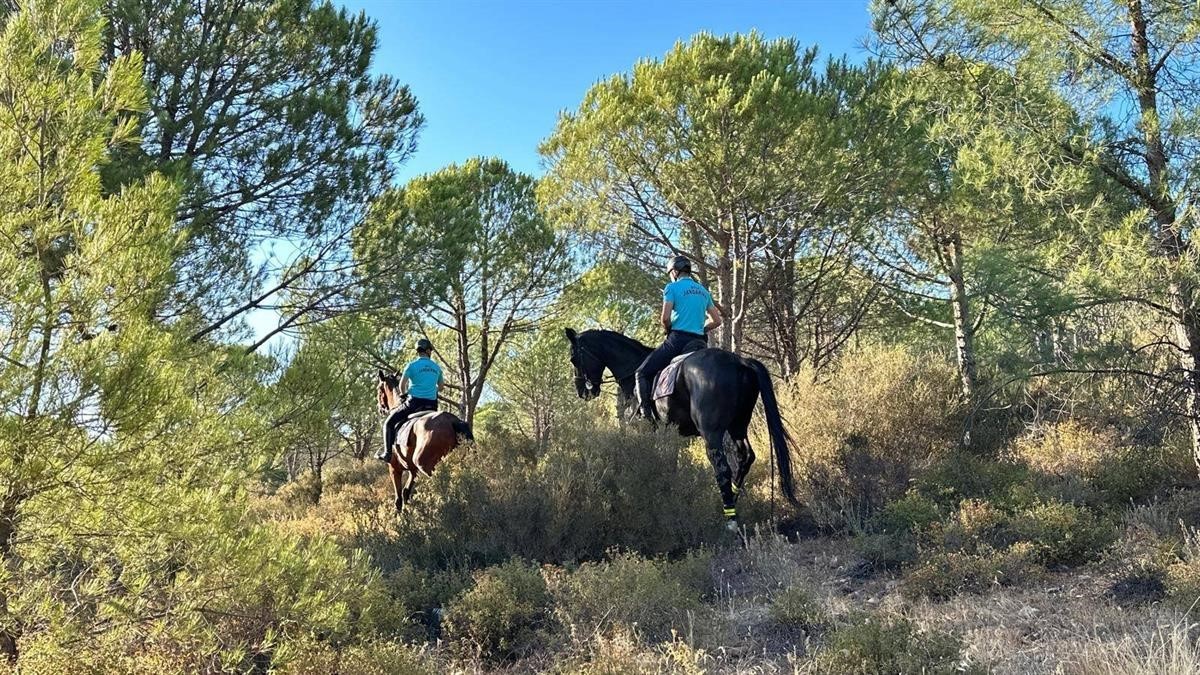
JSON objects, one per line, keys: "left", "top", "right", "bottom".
{"left": 564, "top": 328, "right": 577, "bottom": 343}
{"left": 377, "top": 369, "right": 386, "bottom": 381}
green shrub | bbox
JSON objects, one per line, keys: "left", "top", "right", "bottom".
{"left": 1013, "top": 500, "right": 1116, "bottom": 566}
{"left": 935, "top": 498, "right": 1018, "bottom": 553}
{"left": 915, "top": 452, "right": 1031, "bottom": 510}
{"left": 901, "top": 544, "right": 1035, "bottom": 601}
{"left": 441, "top": 559, "right": 552, "bottom": 662}
{"left": 550, "top": 551, "right": 704, "bottom": 642}
{"left": 274, "top": 638, "right": 434, "bottom": 675}
{"left": 334, "top": 428, "right": 728, "bottom": 569}
{"left": 335, "top": 641, "right": 435, "bottom": 675}
{"left": 854, "top": 532, "right": 918, "bottom": 573}
{"left": 872, "top": 491, "right": 942, "bottom": 535}
{"left": 769, "top": 586, "right": 828, "bottom": 631}
{"left": 665, "top": 549, "right": 716, "bottom": 599}
{"left": 366, "top": 563, "right": 470, "bottom": 640}
{"left": 811, "top": 616, "right": 981, "bottom": 674}
{"left": 780, "top": 346, "right": 963, "bottom": 530}
{"left": 1089, "top": 446, "right": 1189, "bottom": 506}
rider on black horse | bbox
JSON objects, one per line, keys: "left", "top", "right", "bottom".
{"left": 375, "top": 338, "right": 445, "bottom": 462}
{"left": 635, "top": 255, "right": 723, "bottom": 420}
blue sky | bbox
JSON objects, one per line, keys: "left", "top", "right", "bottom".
{"left": 338, "top": 0, "right": 875, "bottom": 183}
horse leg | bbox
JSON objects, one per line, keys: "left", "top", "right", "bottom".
{"left": 388, "top": 461, "right": 407, "bottom": 514}
{"left": 401, "top": 469, "right": 416, "bottom": 503}
{"left": 701, "top": 429, "right": 738, "bottom": 525}
{"left": 727, "top": 379, "right": 758, "bottom": 502}
{"left": 730, "top": 437, "right": 755, "bottom": 498}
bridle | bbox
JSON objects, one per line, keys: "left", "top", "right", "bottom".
{"left": 378, "top": 378, "right": 403, "bottom": 416}
{"left": 570, "top": 339, "right": 629, "bottom": 398}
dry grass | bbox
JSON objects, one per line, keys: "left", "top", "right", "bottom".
{"left": 699, "top": 530, "right": 1200, "bottom": 675}
{"left": 1060, "top": 614, "right": 1200, "bottom": 675}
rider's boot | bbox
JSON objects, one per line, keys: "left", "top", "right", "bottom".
{"left": 635, "top": 372, "right": 657, "bottom": 420}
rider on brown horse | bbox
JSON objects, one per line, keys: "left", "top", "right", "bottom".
{"left": 376, "top": 337, "right": 444, "bottom": 462}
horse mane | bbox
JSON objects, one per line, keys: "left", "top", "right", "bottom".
{"left": 582, "top": 329, "right": 652, "bottom": 352}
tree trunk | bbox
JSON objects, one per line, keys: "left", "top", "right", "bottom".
{"left": 1, "top": 494, "right": 20, "bottom": 662}
{"left": 945, "top": 231, "right": 978, "bottom": 400}
{"left": 1127, "top": 0, "right": 1200, "bottom": 471}
{"left": 714, "top": 247, "right": 734, "bottom": 351}
{"left": 454, "top": 292, "right": 472, "bottom": 422}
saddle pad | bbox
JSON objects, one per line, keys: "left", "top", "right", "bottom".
{"left": 653, "top": 351, "right": 698, "bottom": 400}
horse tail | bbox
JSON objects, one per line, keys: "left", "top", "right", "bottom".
{"left": 747, "top": 358, "right": 799, "bottom": 506}
{"left": 451, "top": 417, "right": 474, "bottom": 442}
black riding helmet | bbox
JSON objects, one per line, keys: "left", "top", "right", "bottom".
{"left": 668, "top": 255, "right": 692, "bottom": 275}
{"left": 416, "top": 338, "right": 433, "bottom": 353}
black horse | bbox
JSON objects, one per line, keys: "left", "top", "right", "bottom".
{"left": 564, "top": 328, "right": 797, "bottom": 522}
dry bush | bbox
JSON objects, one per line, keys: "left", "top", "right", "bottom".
{"left": 1014, "top": 421, "right": 1193, "bottom": 508}
{"left": 1015, "top": 420, "right": 1123, "bottom": 477}
{"left": 901, "top": 544, "right": 1036, "bottom": 601}
{"left": 545, "top": 628, "right": 710, "bottom": 675}
{"left": 780, "top": 345, "right": 963, "bottom": 530}
{"left": 808, "top": 615, "right": 982, "bottom": 674}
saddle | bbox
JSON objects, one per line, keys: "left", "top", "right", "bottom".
{"left": 384, "top": 409, "right": 443, "bottom": 457}
{"left": 396, "top": 411, "right": 443, "bottom": 453}
{"left": 652, "top": 351, "right": 700, "bottom": 400}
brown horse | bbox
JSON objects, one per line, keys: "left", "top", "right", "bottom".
{"left": 377, "top": 372, "right": 473, "bottom": 513}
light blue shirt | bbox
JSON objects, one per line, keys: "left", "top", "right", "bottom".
{"left": 403, "top": 356, "right": 443, "bottom": 400}
{"left": 663, "top": 277, "right": 714, "bottom": 335}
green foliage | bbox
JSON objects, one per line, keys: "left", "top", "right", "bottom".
{"left": 107, "top": 0, "right": 424, "bottom": 323}
{"left": 915, "top": 452, "right": 1032, "bottom": 510}
{"left": 276, "top": 639, "right": 434, "bottom": 675}
{"left": 854, "top": 532, "right": 919, "bottom": 573}
{"left": 812, "top": 616, "right": 980, "bottom": 674}
{"left": 550, "top": 551, "right": 707, "bottom": 643}
{"left": 442, "top": 559, "right": 552, "bottom": 662}
{"left": 540, "top": 31, "right": 893, "bottom": 360}
{"left": 555, "top": 261, "right": 661, "bottom": 342}
{"left": 354, "top": 157, "right": 570, "bottom": 421}
{"left": 368, "top": 563, "right": 471, "bottom": 641}
{"left": 488, "top": 327, "right": 589, "bottom": 446}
